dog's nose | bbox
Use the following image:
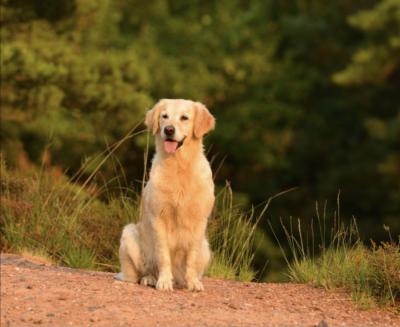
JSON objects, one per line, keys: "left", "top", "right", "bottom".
{"left": 164, "top": 125, "right": 175, "bottom": 137}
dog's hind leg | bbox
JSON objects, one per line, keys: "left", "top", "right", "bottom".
{"left": 116, "top": 224, "right": 142, "bottom": 283}
{"left": 196, "top": 238, "right": 211, "bottom": 279}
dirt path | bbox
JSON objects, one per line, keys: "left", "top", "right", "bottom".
{"left": 1, "top": 253, "right": 398, "bottom": 327}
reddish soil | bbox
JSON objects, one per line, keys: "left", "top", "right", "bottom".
{"left": 1, "top": 253, "right": 398, "bottom": 327}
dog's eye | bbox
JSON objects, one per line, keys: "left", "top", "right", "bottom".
{"left": 162, "top": 114, "right": 169, "bottom": 119}
{"left": 180, "top": 115, "right": 189, "bottom": 121}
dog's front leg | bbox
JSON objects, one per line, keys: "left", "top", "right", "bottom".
{"left": 185, "top": 239, "right": 204, "bottom": 292}
{"left": 154, "top": 218, "right": 173, "bottom": 291}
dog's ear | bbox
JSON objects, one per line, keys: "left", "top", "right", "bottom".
{"left": 145, "top": 100, "right": 165, "bottom": 135}
{"left": 194, "top": 102, "right": 215, "bottom": 139}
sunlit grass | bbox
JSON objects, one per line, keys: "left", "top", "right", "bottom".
{"left": 0, "top": 155, "right": 139, "bottom": 271}
{"left": 270, "top": 196, "right": 400, "bottom": 308}
{"left": 207, "top": 184, "right": 257, "bottom": 281}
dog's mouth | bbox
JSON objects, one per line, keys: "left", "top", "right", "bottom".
{"left": 163, "top": 137, "right": 186, "bottom": 154}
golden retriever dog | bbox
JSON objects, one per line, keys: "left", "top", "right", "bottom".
{"left": 116, "top": 99, "right": 215, "bottom": 291}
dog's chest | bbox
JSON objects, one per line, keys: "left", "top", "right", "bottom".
{"left": 146, "top": 155, "right": 214, "bottom": 224}
{"left": 157, "top": 173, "right": 202, "bottom": 208}
{"left": 150, "top": 168, "right": 212, "bottom": 221}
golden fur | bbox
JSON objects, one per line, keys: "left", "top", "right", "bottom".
{"left": 116, "top": 99, "right": 215, "bottom": 291}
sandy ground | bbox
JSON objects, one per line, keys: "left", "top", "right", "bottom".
{"left": 1, "top": 253, "right": 398, "bottom": 327}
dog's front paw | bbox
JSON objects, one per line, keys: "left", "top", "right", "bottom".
{"left": 156, "top": 275, "right": 173, "bottom": 291}
{"left": 187, "top": 278, "right": 204, "bottom": 292}
{"left": 140, "top": 275, "right": 157, "bottom": 287}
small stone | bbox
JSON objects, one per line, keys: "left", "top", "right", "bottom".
{"left": 315, "top": 320, "right": 328, "bottom": 327}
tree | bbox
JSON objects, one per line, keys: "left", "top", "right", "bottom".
{"left": 1, "top": 0, "right": 152, "bottom": 175}
{"left": 333, "top": 0, "right": 400, "bottom": 234}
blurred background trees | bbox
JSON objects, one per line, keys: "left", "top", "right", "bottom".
{"left": 1, "top": 0, "right": 399, "bottom": 280}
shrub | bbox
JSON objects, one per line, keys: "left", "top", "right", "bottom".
{"left": 272, "top": 198, "right": 400, "bottom": 308}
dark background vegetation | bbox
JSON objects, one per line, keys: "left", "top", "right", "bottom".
{"left": 1, "top": 0, "right": 399, "bottom": 280}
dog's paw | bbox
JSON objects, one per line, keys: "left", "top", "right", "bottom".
{"left": 140, "top": 275, "right": 157, "bottom": 287}
{"left": 156, "top": 276, "right": 173, "bottom": 291}
{"left": 187, "top": 278, "right": 204, "bottom": 292}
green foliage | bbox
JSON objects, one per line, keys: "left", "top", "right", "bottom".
{"left": 333, "top": 0, "right": 400, "bottom": 85}
{"left": 332, "top": 0, "right": 400, "bottom": 225}
{"left": 1, "top": 0, "right": 152, "bottom": 172}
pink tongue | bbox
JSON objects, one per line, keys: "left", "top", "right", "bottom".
{"left": 164, "top": 140, "right": 179, "bottom": 154}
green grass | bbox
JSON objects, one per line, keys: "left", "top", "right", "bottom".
{"left": 271, "top": 198, "right": 400, "bottom": 308}
{"left": 292, "top": 242, "right": 400, "bottom": 308}
{"left": 0, "top": 156, "right": 139, "bottom": 271}
{"left": 0, "top": 154, "right": 260, "bottom": 281}
{"left": 207, "top": 185, "right": 257, "bottom": 281}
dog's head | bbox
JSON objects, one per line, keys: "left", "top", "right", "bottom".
{"left": 145, "top": 99, "right": 215, "bottom": 154}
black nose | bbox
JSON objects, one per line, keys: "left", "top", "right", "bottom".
{"left": 164, "top": 125, "right": 175, "bottom": 137}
